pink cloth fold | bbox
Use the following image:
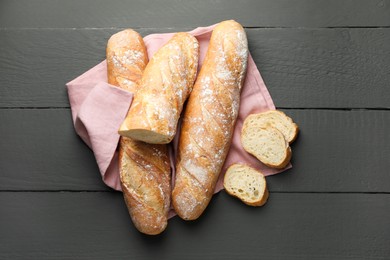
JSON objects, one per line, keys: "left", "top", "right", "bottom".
{"left": 66, "top": 24, "right": 291, "bottom": 196}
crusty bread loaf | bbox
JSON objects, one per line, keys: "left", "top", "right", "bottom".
{"left": 172, "top": 20, "right": 249, "bottom": 220}
{"left": 118, "top": 32, "right": 199, "bottom": 144}
{"left": 107, "top": 29, "right": 171, "bottom": 235}
{"left": 243, "top": 110, "right": 299, "bottom": 143}
{"left": 223, "top": 164, "right": 269, "bottom": 206}
{"left": 106, "top": 29, "right": 148, "bottom": 92}
{"left": 118, "top": 138, "right": 170, "bottom": 235}
{"left": 241, "top": 125, "right": 291, "bottom": 169}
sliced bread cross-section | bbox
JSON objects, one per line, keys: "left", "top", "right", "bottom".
{"left": 224, "top": 164, "right": 269, "bottom": 206}
{"left": 241, "top": 124, "right": 292, "bottom": 169}
{"left": 243, "top": 110, "right": 298, "bottom": 143}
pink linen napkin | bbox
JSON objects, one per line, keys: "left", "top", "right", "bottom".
{"left": 66, "top": 24, "right": 291, "bottom": 201}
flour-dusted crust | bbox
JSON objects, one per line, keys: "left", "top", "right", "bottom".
{"left": 172, "top": 20, "right": 249, "bottom": 220}
{"left": 119, "top": 32, "right": 199, "bottom": 144}
{"left": 107, "top": 29, "right": 171, "bottom": 235}
{"left": 106, "top": 29, "right": 148, "bottom": 93}
{"left": 119, "top": 138, "right": 170, "bottom": 235}
{"left": 223, "top": 164, "right": 269, "bottom": 207}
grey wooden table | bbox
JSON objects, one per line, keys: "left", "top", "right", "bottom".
{"left": 1, "top": 1, "right": 390, "bottom": 259}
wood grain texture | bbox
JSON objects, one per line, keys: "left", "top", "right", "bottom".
{"left": 1, "top": 109, "right": 389, "bottom": 192}
{"left": 0, "top": 192, "right": 389, "bottom": 259}
{"left": 1, "top": 1, "right": 389, "bottom": 259}
{"left": 1, "top": 28, "right": 389, "bottom": 108}
{"left": 1, "top": 0, "right": 390, "bottom": 28}
{"left": 0, "top": 109, "right": 108, "bottom": 191}
{"left": 250, "top": 28, "right": 390, "bottom": 109}
{"left": 270, "top": 109, "right": 390, "bottom": 192}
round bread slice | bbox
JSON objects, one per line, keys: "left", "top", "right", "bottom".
{"left": 223, "top": 164, "right": 269, "bottom": 206}
{"left": 243, "top": 110, "right": 298, "bottom": 143}
{"left": 241, "top": 125, "right": 291, "bottom": 169}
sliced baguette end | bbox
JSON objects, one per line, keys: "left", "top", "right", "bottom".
{"left": 224, "top": 164, "right": 269, "bottom": 207}
{"left": 119, "top": 122, "right": 172, "bottom": 144}
{"left": 244, "top": 110, "right": 299, "bottom": 144}
{"left": 241, "top": 125, "right": 291, "bottom": 169}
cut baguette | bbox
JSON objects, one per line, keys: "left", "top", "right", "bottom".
{"left": 243, "top": 110, "right": 298, "bottom": 143}
{"left": 223, "top": 164, "right": 269, "bottom": 206}
{"left": 241, "top": 125, "right": 291, "bottom": 169}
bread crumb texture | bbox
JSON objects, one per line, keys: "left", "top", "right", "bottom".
{"left": 243, "top": 110, "right": 298, "bottom": 144}
{"left": 241, "top": 110, "right": 298, "bottom": 169}
{"left": 224, "top": 164, "right": 268, "bottom": 206}
{"left": 242, "top": 125, "right": 291, "bottom": 169}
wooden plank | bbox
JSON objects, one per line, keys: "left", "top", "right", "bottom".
{"left": 1, "top": 0, "right": 390, "bottom": 28}
{"left": 0, "top": 28, "right": 161, "bottom": 108}
{"left": 1, "top": 28, "right": 389, "bottom": 108}
{"left": 270, "top": 109, "right": 390, "bottom": 192}
{"left": 1, "top": 109, "right": 390, "bottom": 192}
{"left": 250, "top": 28, "right": 390, "bottom": 109}
{"left": 0, "top": 192, "right": 389, "bottom": 259}
{"left": 0, "top": 109, "right": 108, "bottom": 191}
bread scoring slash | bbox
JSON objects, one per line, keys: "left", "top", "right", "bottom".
{"left": 172, "top": 20, "right": 249, "bottom": 220}
{"left": 107, "top": 29, "right": 171, "bottom": 235}
{"left": 106, "top": 29, "right": 148, "bottom": 92}
{"left": 118, "top": 32, "right": 200, "bottom": 144}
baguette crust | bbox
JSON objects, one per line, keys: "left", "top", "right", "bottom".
{"left": 119, "top": 138, "right": 170, "bottom": 235}
{"left": 119, "top": 32, "right": 199, "bottom": 144}
{"left": 106, "top": 29, "right": 148, "bottom": 92}
{"left": 172, "top": 20, "right": 249, "bottom": 220}
{"left": 107, "top": 29, "right": 171, "bottom": 235}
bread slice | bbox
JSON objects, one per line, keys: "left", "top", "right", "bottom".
{"left": 223, "top": 164, "right": 269, "bottom": 206}
{"left": 241, "top": 125, "right": 291, "bottom": 169}
{"left": 243, "top": 110, "right": 298, "bottom": 143}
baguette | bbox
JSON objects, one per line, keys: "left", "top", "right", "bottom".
{"left": 107, "top": 29, "right": 171, "bottom": 235}
{"left": 172, "top": 20, "right": 249, "bottom": 220}
{"left": 223, "top": 164, "right": 269, "bottom": 206}
{"left": 118, "top": 32, "right": 199, "bottom": 144}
